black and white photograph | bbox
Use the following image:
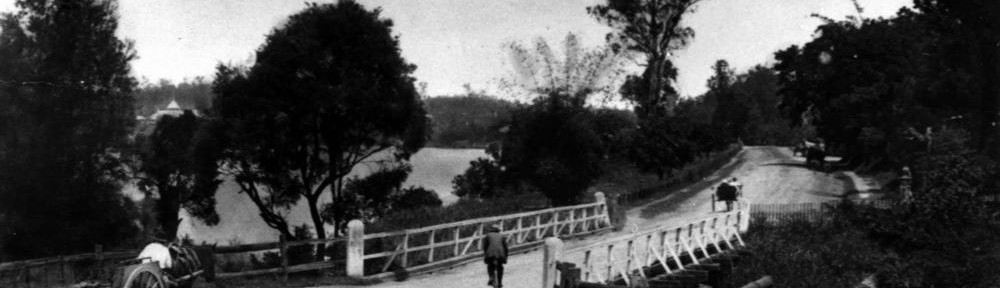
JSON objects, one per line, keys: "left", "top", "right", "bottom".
{"left": 1, "top": 0, "right": 998, "bottom": 287}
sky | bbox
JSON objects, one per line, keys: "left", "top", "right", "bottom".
{"left": 0, "top": 0, "right": 912, "bottom": 98}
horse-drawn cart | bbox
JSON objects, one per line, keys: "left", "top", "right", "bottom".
{"left": 74, "top": 243, "right": 209, "bottom": 288}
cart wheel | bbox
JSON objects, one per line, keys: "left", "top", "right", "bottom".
{"left": 124, "top": 264, "right": 165, "bottom": 288}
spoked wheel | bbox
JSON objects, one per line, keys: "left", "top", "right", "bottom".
{"left": 124, "top": 264, "right": 166, "bottom": 288}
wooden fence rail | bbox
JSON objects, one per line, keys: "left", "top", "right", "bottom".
{"left": 350, "top": 192, "right": 613, "bottom": 279}
{"left": 0, "top": 245, "right": 138, "bottom": 288}
{"left": 544, "top": 202, "right": 750, "bottom": 288}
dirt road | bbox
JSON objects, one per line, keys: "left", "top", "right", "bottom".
{"left": 312, "top": 146, "right": 852, "bottom": 288}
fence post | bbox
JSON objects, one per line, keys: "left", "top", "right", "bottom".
{"left": 542, "top": 237, "right": 564, "bottom": 288}
{"left": 712, "top": 194, "right": 716, "bottom": 212}
{"left": 95, "top": 244, "right": 103, "bottom": 280}
{"left": 595, "top": 192, "right": 607, "bottom": 226}
{"left": 280, "top": 234, "right": 288, "bottom": 283}
{"left": 739, "top": 203, "right": 751, "bottom": 232}
{"left": 59, "top": 255, "right": 65, "bottom": 285}
{"left": 347, "top": 219, "right": 365, "bottom": 277}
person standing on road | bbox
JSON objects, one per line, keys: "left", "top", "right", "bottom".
{"left": 483, "top": 223, "right": 509, "bottom": 287}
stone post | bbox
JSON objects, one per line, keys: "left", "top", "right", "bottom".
{"left": 901, "top": 166, "right": 913, "bottom": 202}
{"left": 347, "top": 219, "right": 365, "bottom": 277}
{"left": 542, "top": 237, "right": 564, "bottom": 288}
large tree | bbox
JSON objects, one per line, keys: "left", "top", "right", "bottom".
{"left": 589, "top": 0, "right": 701, "bottom": 116}
{"left": 212, "top": 0, "right": 427, "bottom": 239}
{"left": 707, "top": 60, "right": 750, "bottom": 142}
{"left": 0, "top": 0, "right": 139, "bottom": 258}
{"left": 913, "top": 0, "right": 1000, "bottom": 151}
{"left": 135, "top": 111, "right": 221, "bottom": 240}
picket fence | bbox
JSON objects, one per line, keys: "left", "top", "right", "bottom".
{"left": 348, "top": 192, "right": 612, "bottom": 278}
{"left": 541, "top": 202, "right": 750, "bottom": 288}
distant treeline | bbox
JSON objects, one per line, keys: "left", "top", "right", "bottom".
{"left": 423, "top": 94, "right": 514, "bottom": 148}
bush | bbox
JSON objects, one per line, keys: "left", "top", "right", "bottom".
{"left": 392, "top": 186, "right": 442, "bottom": 210}
{"left": 498, "top": 99, "right": 604, "bottom": 206}
{"left": 452, "top": 157, "right": 504, "bottom": 199}
{"left": 733, "top": 212, "right": 898, "bottom": 288}
{"left": 322, "top": 163, "right": 441, "bottom": 226}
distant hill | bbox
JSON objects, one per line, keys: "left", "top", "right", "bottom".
{"left": 424, "top": 95, "right": 516, "bottom": 148}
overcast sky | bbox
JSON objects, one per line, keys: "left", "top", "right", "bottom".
{"left": 0, "top": 0, "right": 911, "bottom": 98}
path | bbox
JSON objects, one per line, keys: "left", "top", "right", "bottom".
{"left": 310, "top": 146, "right": 854, "bottom": 288}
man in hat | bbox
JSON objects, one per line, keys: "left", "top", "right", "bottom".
{"left": 483, "top": 223, "right": 509, "bottom": 287}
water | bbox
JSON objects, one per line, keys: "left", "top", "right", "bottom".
{"left": 168, "top": 147, "right": 487, "bottom": 245}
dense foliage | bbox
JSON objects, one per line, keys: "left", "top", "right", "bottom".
{"left": 498, "top": 98, "right": 605, "bottom": 205}
{"left": 0, "top": 0, "right": 140, "bottom": 259}
{"left": 135, "top": 111, "right": 221, "bottom": 239}
{"left": 321, "top": 164, "right": 442, "bottom": 224}
{"left": 775, "top": 2, "right": 1000, "bottom": 167}
{"left": 589, "top": 0, "right": 700, "bottom": 115}
{"left": 211, "top": 1, "right": 428, "bottom": 239}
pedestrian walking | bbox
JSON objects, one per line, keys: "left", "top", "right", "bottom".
{"left": 483, "top": 223, "right": 509, "bottom": 288}
{"left": 730, "top": 177, "right": 743, "bottom": 197}
{"left": 716, "top": 180, "right": 737, "bottom": 212}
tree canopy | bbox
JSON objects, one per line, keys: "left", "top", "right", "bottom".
{"left": 212, "top": 0, "right": 428, "bottom": 239}
{"left": 135, "top": 111, "right": 221, "bottom": 240}
{"left": 0, "top": 0, "right": 139, "bottom": 259}
{"left": 589, "top": 0, "right": 700, "bottom": 116}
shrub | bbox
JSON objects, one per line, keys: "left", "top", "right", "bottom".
{"left": 452, "top": 157, "right": 504, "bottom": 199}
{"left": 392, "top": 186, "right": 442, "bottom": 210}
{"left": 498, "top": 100, "right": 603, "bottom": 206}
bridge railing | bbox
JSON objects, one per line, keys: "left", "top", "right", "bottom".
{"left": 347, "top": 192, "right": 613, "bottom": 279}
{"left": 543, "top": 202, "right": 750, "bottom": 288}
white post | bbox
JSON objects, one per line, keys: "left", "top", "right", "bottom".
{"left": 595, "top": 192, "right": 608, "bottom": 226}
{"left": 739, "top": 204, "right": 751, "bottom": 232}
{"left": 542, "top": 237, "right": 564, "bottom": 288}
{"left": 347, "top": 219, "right": 365, "bottom": 277}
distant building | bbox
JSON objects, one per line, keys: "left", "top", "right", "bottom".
{"left": 149, "top": 99, "right": 199, "bottom": 121}
{"left": 132, "top": 99, "right": 201, "bottom": 138}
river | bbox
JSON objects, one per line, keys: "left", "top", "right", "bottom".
{"left": 170, "top": 147, "right": 486, "bottom": 245}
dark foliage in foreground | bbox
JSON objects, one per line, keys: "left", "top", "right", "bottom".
{"left": 0, "top": 0, "right": 140, "bottom": 259}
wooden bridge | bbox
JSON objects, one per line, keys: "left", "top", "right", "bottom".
{"left": 346, "top": 192, "right": 613, "bottom": 279}
{"left": 542, "top": 202, "right": 750, "bottom": 288}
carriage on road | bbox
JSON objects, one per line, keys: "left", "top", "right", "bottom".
{"left": 76, "top": 243, "right": 212, "bottom": 288}
{"left": 794, "top": 139, "right": 827, "bottom": 171}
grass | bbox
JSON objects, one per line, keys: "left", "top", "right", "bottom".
{"left": 731, "top": 202, "right": 1000, "bottom": 288}
{"left": 731, "top": 215, "right": 895, "bottom": 288}
{"left": 598, "top": 145, "right": 742, "bottom": 206}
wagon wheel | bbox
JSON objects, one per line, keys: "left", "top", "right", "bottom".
{"left": 123, "top": 264, "right": 166, "bottom": 288}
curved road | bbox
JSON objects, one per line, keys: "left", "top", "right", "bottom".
{"left": 314, "top": 146, "right": 853, "bottom": 288}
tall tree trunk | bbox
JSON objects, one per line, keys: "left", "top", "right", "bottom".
{"left": 157, "top": 184, "right": 181, "bottom": 241}
{"left": 648, "top": 55, "right": 662, "bottom": 118}
{"left": 307, "top": 195, "right": 325, "bottom": 239}
{"left": 306, "top": 194, "right": 326, "bottom": 261}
